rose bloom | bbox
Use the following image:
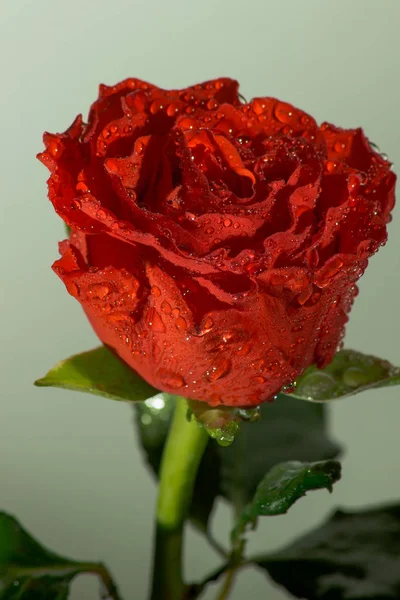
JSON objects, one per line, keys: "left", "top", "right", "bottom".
{"left": 38, "top": 78, "right": 395, "bottom": 407}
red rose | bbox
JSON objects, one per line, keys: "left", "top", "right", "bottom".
{"left": 38, "top": 78, "right": 395, "bottom": 407}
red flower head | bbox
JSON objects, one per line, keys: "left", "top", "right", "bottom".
{"left": 38, "top": 78, "right": 396, "bottom": 407}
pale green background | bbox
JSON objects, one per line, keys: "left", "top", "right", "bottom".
{"left": 1, "top": 0, "right": 400, "bottom": 598}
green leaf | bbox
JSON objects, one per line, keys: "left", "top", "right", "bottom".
{"left": 134, "top": 393, "right": 341, "bottom": 534}
{"left": 256, "top": 502, "right": 400, "bottom": 599}
{"left": 0, "top": 512, "right": 120, "bottom": 600}
{"left": 287, "top": 349, "right": 400, "bottom": 402}
{"left": 35, "top": 346, "right": 159, "bottom": 403}
{"left": 219, "top": 394, "right": 341, "bottom": 513}
{"left": 232, "top": 460, "right": 341, "bottom": 545}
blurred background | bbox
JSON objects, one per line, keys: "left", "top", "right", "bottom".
{"left": 1, "top": 0, "right": 400, "bottom": 598}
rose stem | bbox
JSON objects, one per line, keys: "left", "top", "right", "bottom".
{"left": 149, "top": 396, "right": 209, "bottom": 600}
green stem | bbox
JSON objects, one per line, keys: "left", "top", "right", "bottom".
{"left": 215, "top": 567, "right": 237, "bottom": 600}
{"left": 150, "top": 396, "right": 209, "bottom": 600}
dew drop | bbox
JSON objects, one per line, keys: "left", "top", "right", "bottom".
{"left": 236, "top": 135, "right": 252, "bottom": 147}
{"left": 96, "top": 208, "right": 107, "bottom": 220}
{"left": 148, "top": 307, "right": 166, "bottom": 333}
{"left": 207, "top": 394, "right": 222, "bottom": 407}
{"left": 342, "top": 366, "right": 371, "bottom": 388}
{"left": 151, "top": 285, "right": 161, "bottom": 297}
{"left": 203, "top": 316, "right": 214, "bottom": 331}
{"left": 237, "top": 342, "right": 251, "bottom": 356}
{"left": 237, "top": 406, "right": 261, "bottom": 422}
{"left": 136, "top": 140, "right": 145, "bottom": 154}
{"left": 204, "top": 359, "right": 232, "bottom": 381}
{"left": 347, "top": 174, "right": 361, "bottom": 194}
{"left": 192, "top": 316, "right": 214, "bottom": 336}
{"left": 87, "top": 283, "right": 111, "bottom": 299}
{"left": 166, "top": 103, "right": 180, "bottom": 117}
{"left": 282, "top": 382, "right": 297, "bottom": 394}
{"left": 274, "top": 102, "right": 294, "bottom": 124}
{"left": 105, "top": 158, "right": 119, "bottom": 173}
{"left": 175, "top": 316, "right": 187, "bottom": 332}
{"left": 223, "top": 218, "right": 232, "bottom": 227}
{"left": 326, "top": 160, "right": 338, "bottom": 173}
{"left": 334, "top": 141, "right": 346, "bottom": 153}
{"left": 253, "top": 376, "right": 266, "bottom": 384}
{"left": 47, "top": 138, "right": 61, "bottom": 157}
{"left": 150, "top": 100, "right": 164, "bottom": 114}
{"left": 205, "top": 227, "right": 214, "bottom": 234}
{"left": 172, "top": 308, "right": 180, "bottom": 318}
{"left": 297, "top": 287, "right": 313, "bottom": 305}
{"left": 207, "top": 99, "right": 219, "bottom": 110}
{"left": 161, "top": 301, "right": 172, "bottom": 315}
{"left": 158, "top": 370, "right": 185, "bottom": 389}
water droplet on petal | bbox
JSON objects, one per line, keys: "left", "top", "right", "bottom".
{"left": 172, "top": 308, "right": 180, "bottom": 317}
{"left": 175, "top": 316, "right": 187, "bottom": 332}
{"left": 207, "top": 99, "right": 219, "bottom": 110}
{"left": 237, "top": 342, "right": 251, "bottom": 356}
{"left": 347, "top": 174, "right": 362, "bottom": 194}
{"left": 166, "top": 103, "right": 180, "bottom": 117}
{"left": 334, "top": 141, "right": 346, "bottom": 153}
{"left": 326, "top": 160, "right": 338, "bottom": 173}
{"left": 158, "top": 370, "right": 185, "bottom": 389}
{"left": 274, "top": 102, "right": 294, "bottom": 124}
{"left": 148, "top": 308, "right": 166, "bottom": 333}
{"left": 297, "top": 287, "right": 313, "bottom": 305}
{"left": 161, "top": 301, "right": 172, "bottom": 315}
{"left": 223, "top": 218, "right": 232, "bottom": 227}
{"left": 87, "top": 283, "right": 111, "bottom": 299}
{"left": 150, "top": 100, "right": 164, "bottom": 114}
{"left": 316, "top": 257, "right": 344, "bottom": 288}
{"left": 204, "top": 359, "right": 232, "bottom": 381}
{"left": 301, "top": 114, "right": 311, "bottom": 125}
{"left": 47, "top": 138, "right": 61, "bottom": 157}
{"left": 96, "top": 208, "right": 107, "bottom": 220}
{"left": 151, "top": 286, "right": 161, "bottom": 297}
